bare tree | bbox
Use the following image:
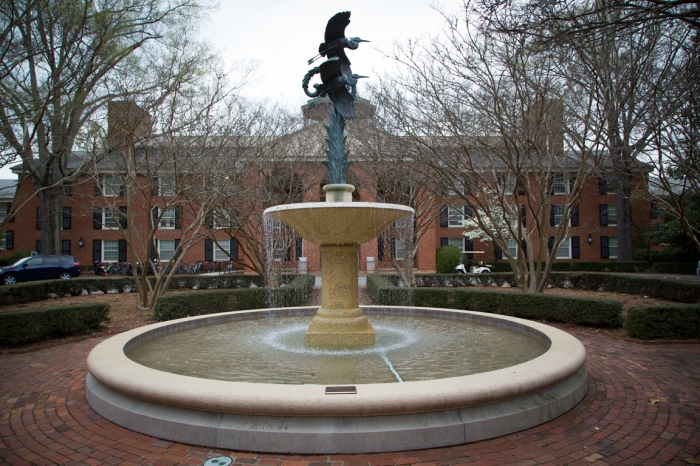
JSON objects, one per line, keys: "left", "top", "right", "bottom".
{"left": 0, "top": 0, "right": 203, "bottom": 255}
{"left": 374, "top": 3, "right": 607, "bottom": 292}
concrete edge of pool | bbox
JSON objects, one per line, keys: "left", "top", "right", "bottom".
{"left": 85, "top": 306, "right": 588, "bottom": 454}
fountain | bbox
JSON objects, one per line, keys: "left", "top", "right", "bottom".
{"left": 84, "top": 12, "right": 587, "bottom": 455}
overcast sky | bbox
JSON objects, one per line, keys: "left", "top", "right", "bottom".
{"left": 0, "top": 1, "right": 451, "bottom": 179}
{"left": 199, "top": 0, "right": 448, "bottom": 110}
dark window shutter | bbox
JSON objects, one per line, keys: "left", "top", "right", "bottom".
{"left": 94, "top": 181, "right": 101, "bottom": 197}
{"left": 601, "top": 236, "right": 609, "bottom": 258}
{"left": 549, "top": 206, "right": 555, "bottom": 226}
{"left": 600, "top": 204, "right": 608, "bottom": 226}
{"left": 285, "top": 244, "right": 291, "bottom": 261}
{"left": 495, "top": 246, "right": 503, "bottom": 259}
{"left": 94, "top": 208, "right": 102, "bottom": 229}
{"left": 569, "top": 174, "right": 577, "bottom": 194}
{"left": 464, "top": 206, "right": 472, "bottom": 218}
{"left": 173, "top": 239, "right": 181, "bottom": 261}
{"left": 118, "top": 240, "right": 127, "bottom": 262}
{"left": 174, "top": 207, "right": 181, "bottom": 229}
{"left": 231, "top": 238, "right": 239, "bottom": 260}
{"left": 5, "top": 231, "right": 13, "bottom": 250}
{"left": 378, "top": 237, "right": 385, "bottom": 260}
{"left": 205, "top": 214, "right": 214, "bottom": 229}
{"left": 521, "top": 205, "right": 526, "bottom": 226}
{"left": 571, "top": 204, "right": 579, "bottom": 226}
{"left": 547, "top": 174, "right": 555, "bottom": 195}
{"left": 93, "top": 240, "right": 101, "bottom": 262}
{"left": 440, "top": 238, "right": 448, "bottom": 247}
{"left": 521, "top": 239, "right": 527, "bottom": 258}
{"left": 64, "top": 183, "right": 72, "bottom": 197}
{"left": 517, "top": 183, "right": 525, "bottom": 195}
{"left": 205, "top": 239, "right": 213, "bottom": 261}
{"left": 390, "top": 238, "right": 396, "bottom": 256}
{"left": 150, "top": 241, "right": 158, "bottom": 261}
{"left": 36, "top": 240, "right": 41, "bottom": 254}
{"left": 440, "top": 207, "right": 448, "bottom": 227}
{"left": 152, "top": 177, "right": 159, "bottom": 196}
{"left": 36, "top": 207, "right": 41, "bottom": 230}
{"left": 152, "top": 207, "right": 158, "bottom": 228}
{"left": 119, "top": 182, "right": 126, "bottom": 197}
{"left": 7, "top": 203, "right": 13, "bottom": 222}
{"left": 465, "top": 238, "right": 473, "bottom": 259}
{"left": 295, "top": 237, "right": 302, "bottom": 259}
{"left": 119, "top": 206, "right": 127, "bottom": 228}
{"left": 548, "top": 236, "right": 554, "bottom": 254}
{"left": 62, "top": 207, "right": 71, "bottom": 229}
{"left": 571, "top": 236, "right": 580, "bottom": 259}
{"left": 599, "top": 178, "right": 607, "bottom": 195}
{"left": 62, "top": 240, "right": 71, "bottom": 256}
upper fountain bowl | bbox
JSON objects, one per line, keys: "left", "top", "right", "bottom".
{"left": 264, "top": 202, "right": 414, "bottom": 245}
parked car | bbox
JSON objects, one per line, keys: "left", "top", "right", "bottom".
{"left": 0, "top": 255, "right": 81, "bottom": 285}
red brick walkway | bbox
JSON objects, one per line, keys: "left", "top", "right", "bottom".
{"left": 1, "top": 331, "right": 698, "bottom": 466}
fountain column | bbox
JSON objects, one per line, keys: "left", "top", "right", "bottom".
{"left": 306, "top": 184, "right": 375, "bottom": 346}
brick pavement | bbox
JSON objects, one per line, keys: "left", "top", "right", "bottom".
{"left": 0, "top": 330, "right": 698, "bottom": 465}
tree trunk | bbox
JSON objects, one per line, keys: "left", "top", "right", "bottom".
{"left": 35, "top": 185, "right": 65, "bottom": 254}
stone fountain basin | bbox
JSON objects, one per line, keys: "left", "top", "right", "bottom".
{"left": 264, "top": 202, "right": 414, "bottom": 245}
{"left": 86, "top": 306, "right": 588, "bottom": 454}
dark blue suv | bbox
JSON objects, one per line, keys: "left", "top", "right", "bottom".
{"left": 0, "top": 255, "right": 82, "bottom": 285}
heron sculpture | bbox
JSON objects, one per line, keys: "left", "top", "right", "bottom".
{"left": 303, "top": 58, "right": 367, "bottom": 119}
{"left": 307, "top": 11, "right": 369, "bottom": 76}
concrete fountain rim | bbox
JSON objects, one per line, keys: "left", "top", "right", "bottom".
{"left": 263, "top": 202, "right": 416, "bottom": 215}
{"left": 86, "top": 306, "right": 586, "bottom": 418}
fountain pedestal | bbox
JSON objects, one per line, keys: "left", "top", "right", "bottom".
{"left": 263, "top": 184, "right": 413, "bottom": 347}
{"left": 306, "top": 244, "right": 375, "bottom": 346}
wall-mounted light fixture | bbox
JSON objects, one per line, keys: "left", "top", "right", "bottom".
{"left": 78, "top": 237, "right": 84, "bottom": 248}
{"left": 587, "top": 234, "right": 593, "bottom": 245}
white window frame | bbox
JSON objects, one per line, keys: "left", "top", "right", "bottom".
{"left": 158, "top": 239, "right": 175, "bottom": 261}
{"left": 212, "top": 209, "right": 232, "bottom": 229}
{"left": 609, "top": 236, "right": 618, "bottom": 259}
{"left": 447, "top": 238, "right": 464, "bottom": 249}
{"left": 102, "top": 208, "right": 119, "bottom": 230}
{"left": 0, "top": 203, "right": 10, "bottom": 222}
{"left": 213, "top": 239, "right": 231, "bottom": 261}
{"left": 102, "top": 174, "right": 123, "bottom": 197}
{"left": 158, "top": 207, "right": 176, "bottom": 229}
{"left": 507, "top": 238, "right": 518, "bottom": 257}
{"left": 606, "top": 205, "right": 617, "bottom": 226}
{"left": 498, "top": 173, "right": 517, "bottom": 195}
{"left": 393, "top": 238, "right": 405, "bottom": 261}
{"left": 448, "top": 206, "right": 467, "bottom": 227}
{"left": 555, "top": 237, "right": 571, "bottom": 259}
{"left": 102, "top": 240, "right": 119, "bottom": 262}
{"left": 552, "top": 173, "right": 567, "bottom": 195}
{"left": 157, "top": 175, "right": 177, "bottom": 197}
{"left": 553, "top": 204, "right": 567, "bottom": 227}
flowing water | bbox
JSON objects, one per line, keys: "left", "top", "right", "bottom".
{"left": 127, "top": 315, "right": 549, "bottom": 385}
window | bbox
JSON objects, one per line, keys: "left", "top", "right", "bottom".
{"left": 158, "top": 208, "right": 176, "bottom": 229}
{"left": 507, "top": 238, "right": 518, "bottom": 257}
{"left": 651, "top": 203, "right": 662, "bottom": 219}
{"left": 62, "top": 207, "right": 71, "bottom": 230}
{"left": 0, "top": 231, "right": 12, "bottom": 250}
{"left": 214, "top": 240, "right": 231, "bottom": 261}
{"left": 102, "top": 174, "right": 124, "bottom": 197}
{"left": 393, "top": 239, "right": 405, "bottom": 261}
{"left": 552, "top": 205, "right": 564, "bottom": 226}
{"left": 103, "top": 209, "right": 119, "bottom": 229}
{"left": 156, "top": 175, "right": 177, "bottom": 197}
{"left": 497, "top": 173, "right": 517, "bottom": 195}
{"left": 62, "top": 240, "right": 71, "bottom": 256}
{"left": 0, "top": 203, "right": 11, "bottom": 222}
{"left": 552, "top": 173, "right": 567, "bottom": 194}
{"left": 158, "top": 239, "right": 176, "bottom": 261}
{"left": 448, "top": 206, "right": 470, "bottom": 227}
{"left": 212, "top": 209, "right": 232, "bottom": 228}
{"left": 600, "top": 204, "right": 617, "bottom": 226}
{"left": 599, "top": 177, "right": 615, "bottom": 195}
{"left": 103, "top": 240, "right": 119, "bottom": 262}
{"left": 555, "top": 237, "right": 571, "bottom": 259}
{"left": 447, "top": 238, "right": 464, "bottom": 249}
{"left": 608, "top": 237, "right": 618, "bottom": 259}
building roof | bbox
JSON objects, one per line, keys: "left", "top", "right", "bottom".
{"left": 0, "top": 179, "right": 17, "bottom": 199}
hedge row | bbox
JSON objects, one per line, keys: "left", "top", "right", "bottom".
{"left": 489, "top": 261, "right": 696, "bottom": 275}
{"left": 379, "top": 272, "right": 700, "bottom": 303}
{"left": 0, "top": 303, "right": 110, "bottom": 345}
{"left": 367, "top": 275, "right": 623, "bottom": 327}
{"left": 0, "top": 274, "right": 290, "bottom": 306}
{"left": 624, "top": 305, "right": 700, "bottom": 340}
{"left": 153, "top": 275, "right": 315, "bottom": 321}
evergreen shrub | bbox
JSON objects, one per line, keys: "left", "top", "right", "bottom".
{"left": 436, "top": 245, "right": 461, "bottom": 274}
{"left": 625, "top": 305, "right": 700, "bottom": 340}
{"left": 153, "top": 275, "right": 314, "bottom": 321}
{"left": 0, "top": 302, "right": 110, "bottom": 345}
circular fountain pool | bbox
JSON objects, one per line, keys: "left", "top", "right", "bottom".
{"left": 86, "top": 306, "right": 587, "bottom": 454}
